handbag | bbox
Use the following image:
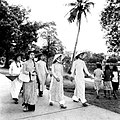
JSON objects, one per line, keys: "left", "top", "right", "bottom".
{"left": 19, "top": 72, "right": 30, "bottom": 82}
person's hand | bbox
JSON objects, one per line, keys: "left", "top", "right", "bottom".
{"left": 89, "top": 75, "right": 94, "bottom": 79}
{"left": 56, "top": 77, "right": 60, "bottom": 82}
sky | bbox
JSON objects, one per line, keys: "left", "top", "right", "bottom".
{"left": 7, "top": 0, "right": 107, "bottom": 54}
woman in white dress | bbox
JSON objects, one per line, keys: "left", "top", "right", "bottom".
{"left": 71, "top": 51, "right": 93, "bottom": 107}
{"left": 36, "top": 54, "right": 48, "bottom": 97}
{"left": 9, "top": 54, "right": 23, "bottom": 104}
{"left": 49, "top": 54, "right": 67, "bottom": 109}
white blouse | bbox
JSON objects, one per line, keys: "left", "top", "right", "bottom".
{"left": 9, "top": 61, "right": 23, "bottom": 75}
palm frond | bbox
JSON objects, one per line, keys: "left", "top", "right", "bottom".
{"left": 83, "top": 11, "right": 88, "bottom": 22}
{"left": 68, "top": 8, "right": 78, "bottom": 23}
{"left": 86, "top": 2, "right": 94, "bottom": 7}
{"left": 83, "top": 11, "right": 87, "bottom": 18}
{"left": 65, "top": 2, "right": 77, "bottom": 6}
{"left": 84, "top": 0, "right": 89, "bottom": 4}
{"left": 83, "top": 2, "right": 94, "bottom": 14}
{"left": 64, "top": 3, "right": 78, "bottom": 17}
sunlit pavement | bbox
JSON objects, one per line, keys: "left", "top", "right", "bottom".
{"left": 0, "top": 73, "right": 120, "bottom": 120}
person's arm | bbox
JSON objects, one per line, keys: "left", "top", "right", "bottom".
{"left": 71, "top": 61, "right": 76, "bottom": 77}
{"left": 83, "top": 61, "right": 92, "bottom": 78}
{"left": 35, "top": 62, "right": 39, "bottom": 75}
{"left": 51, "top": 64, "right": 60, "bottom": 82}
{"left": 83, "top": 61, "right": 94, "bottom": 79}
{"left": 22, "top": 62, "right": 29, "bottom": 75}
{"left": 9, "top": 62, "right": 14, "bottom": 75}
{"left": 44, "top": 62, "right": 49, "bottom": 74}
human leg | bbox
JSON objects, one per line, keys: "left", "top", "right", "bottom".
{"left": 59, "top": 100, "right": 67, "bottom": 109}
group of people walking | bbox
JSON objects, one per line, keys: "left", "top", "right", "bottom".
{"left": 93, "top": 63, "right": 119, "bottom": 99}
{"left": 10, "top": 50, "right": 118, "bottom": 113}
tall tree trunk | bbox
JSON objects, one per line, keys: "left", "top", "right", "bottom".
{"left": 69, "top": 17, "right": 81, "bottom": 73}
{"left": 46, "top": 36, "right": 50, "bottom": 69}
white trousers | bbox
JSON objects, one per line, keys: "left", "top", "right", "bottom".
{"left": 11, "top": 78, "right": 23, "bottom": 99}
{"left": 72, "top": 78, "right": 87, "bottom": 103}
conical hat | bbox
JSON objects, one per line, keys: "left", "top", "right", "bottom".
{"left": 53, "top": 54, "right": 62, "bottom": 62}
{"left": 75, "top": 50, "right": 86, "bottom": 58}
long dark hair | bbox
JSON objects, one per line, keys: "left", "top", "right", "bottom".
{"left": 14, "top": 53, "right": 23, "bottom": 61}
{"left": 105, "top": 65, "right": 110, "bottom": 71}
{"left": 112, "top": 65, "right": 118, "bottom": 71}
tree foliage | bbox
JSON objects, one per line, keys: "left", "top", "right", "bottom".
{"left": 0, "top": 0, "right": 45, "bottom": 67}
{"left": 100, "top": 0, "right": 120, "bottom": 53}
{"left": 40, "top": 21, "right": 64, "bottom": 67}
{"left": 86, "top": 53, "right": 105, "bottom": 63}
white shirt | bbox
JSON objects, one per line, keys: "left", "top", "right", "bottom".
{"left": 112, "top": 71, "right": 119, "bottom": 82}
{"left": 9, "top": 61, "right": 23, "bottom": 75}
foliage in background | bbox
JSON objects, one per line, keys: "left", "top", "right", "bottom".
{"left": 40, "top": 21, "right": 64, "bottom": 68}
{"left": 100, "top": 0, "right": 120, "bottom": 53}
{"left": 0, "top": 0, "right": 48, "bottom": 67}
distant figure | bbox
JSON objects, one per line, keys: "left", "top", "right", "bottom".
{"left": 93, "top": 63, "right": 104, "bottom": 99}
{"left": 103, "top": 64, "right": 113, "bottom": 99}
{"left": 71, "top": 51, "right": 93, "bottom": 107}
{"left": 111, "top": 65, "right": 119, "bottom": 99}
{"left": 49, "top": 54, "right": 67, "bottom": 109}
{"left": 36, "top": 54, "right": 48, "bottom": 97}
{"left": 9, "top": 53, "right": 23, "bottom": 104}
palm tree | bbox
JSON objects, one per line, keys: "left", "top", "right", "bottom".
{"left": 65, "top": 0, "right": 94, "bottom": 70}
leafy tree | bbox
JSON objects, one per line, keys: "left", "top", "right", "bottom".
{"left": 100, "top": 0, "right": 120, "bottom": 53}
{"left": 40, "top": 21, "right": 64, "bottom": 67}
{"left": 0, "top": 0, "right": 45, "bottom": 67}
{"left": 65, "top": 0, "right": 94, "bottom": 69}
{"left": 86, "top": 53, "right": 105, "bottom": 63}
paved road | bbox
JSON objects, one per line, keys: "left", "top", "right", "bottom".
{"left": 0, "top": 73, "right": 120, "bottom": 120}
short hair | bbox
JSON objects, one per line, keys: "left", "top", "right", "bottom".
{"left": 112, "top": 65, "right": 118, "bottom": 71}
{"left": 96, "top": 63, "right": 102, "bottom": 69}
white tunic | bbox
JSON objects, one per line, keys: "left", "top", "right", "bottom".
{"left": 71, "top": 59, "right": 91, "bottom": 103}
{"left": 49, "top": 63, "right": 65, "bottom": 104}
{"left": 9, "top": 61, "right": 23, "bottom": 99}
{"left": 36, "top": 60, "right": 48, "bottom": 91}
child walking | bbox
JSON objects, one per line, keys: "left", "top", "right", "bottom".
{"left": 103, "top": 64, "right": 113, "bottom": 99}
{"left": 111, "top": 65, "right": 119, "bottom": 99}
{"left": 93, "top": 63, "right": 103, "bottom": 99}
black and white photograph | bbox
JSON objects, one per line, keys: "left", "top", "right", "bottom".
{"left": 0, "top": 0, "right": 120, "bottom": 120}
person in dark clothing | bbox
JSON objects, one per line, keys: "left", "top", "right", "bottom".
{"left": 103, "top": 64, "right": 113, "bottom": 99}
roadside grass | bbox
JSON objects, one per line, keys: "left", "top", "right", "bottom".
{"left": 64, "top": 79, "right": 120, "bottom": 114}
